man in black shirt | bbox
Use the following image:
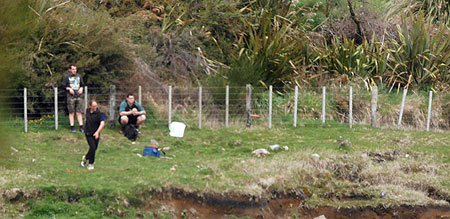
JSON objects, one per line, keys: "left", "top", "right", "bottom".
{"left": 61, "top": 64, "right": 85, "bottom": 133}
{"left": 81, "top": 100, "right": 106, "bottom": 170}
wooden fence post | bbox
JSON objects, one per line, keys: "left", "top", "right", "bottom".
{"left": 426, "top": 91, "right": 433, "bottom": 131}
{"left": 398, "top": 88, "right": 407, "bottom": 128}
{"left": 246, "top": 84, "right": 251, "bottom": 128}
{"left": 371, "top": 86, "right": 378, "bottom": 127}
{"left": 109, "top": 85, "right": 116, "bottom": 128}
{"left": 54, "top": 87, "right": 58, "bottom": 130}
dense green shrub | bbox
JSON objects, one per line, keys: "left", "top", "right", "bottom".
{"left": 3, "top": 0, "right": 132, "bottom": 117}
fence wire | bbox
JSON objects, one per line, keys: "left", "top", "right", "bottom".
{"left": 0, "top": 86, "right": 448, "bottom": 132}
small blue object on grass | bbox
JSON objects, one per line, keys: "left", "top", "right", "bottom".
{"left": 143, "top": 146, "right": 163, "bottom": 157}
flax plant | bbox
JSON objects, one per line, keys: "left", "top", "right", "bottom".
{"left": 224, "top": 0, "right": 309, "bottom": 88}
{"left": 386, "top": 0, "right": 450, "bottom": 25}
{"left": 386, "top": 14, "right": 450, "bottom": 91}
{"left": 313, "top": 36, "right": 388, "bottom": 86}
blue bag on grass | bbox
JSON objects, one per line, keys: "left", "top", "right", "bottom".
{"left": 143, "top": 146, "right": 165, "bottom": 157}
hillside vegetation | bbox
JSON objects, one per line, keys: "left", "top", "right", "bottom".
{"left": 0, "top": 0, "right": 449, "bottom": 93}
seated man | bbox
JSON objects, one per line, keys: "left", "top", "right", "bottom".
{"left": 118, "top": 94, "right": 146, "bottom": 131}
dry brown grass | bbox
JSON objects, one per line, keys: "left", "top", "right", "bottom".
{"left": 201, "top": 149, "right": 450, "bottom": 206}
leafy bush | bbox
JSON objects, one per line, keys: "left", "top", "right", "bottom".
{"left": 0, "top": 0, "right": 35, "bottom": 87}
{"left": 6, "top": 0, "right": 132, "bottom": 117}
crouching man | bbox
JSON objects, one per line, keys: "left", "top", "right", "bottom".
{"left": 118, "top": 94, "right": 146, "bottom": 133}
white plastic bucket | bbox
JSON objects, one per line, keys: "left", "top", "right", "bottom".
{"left": 169, "top": 122, "right": 186, "bottom": 137}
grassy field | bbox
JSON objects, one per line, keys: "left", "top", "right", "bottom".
{"left": 0, "top": 119, "right": 449, "bottom": 218}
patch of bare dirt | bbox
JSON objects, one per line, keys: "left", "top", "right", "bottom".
{"left": 143, "top": 188, "right": 450, "bottom": 218}
{"left": 299, "top": 205, "right": 450, "bottom": 219}
{"left": 320, "top": 192, "right": 373, "bottom": 201}
{"left": 428, "top": 186, "right": 450, "bottom": 204}
{"left": 1, "top": 188, "right": 40, "bottom": 203}
{"left": 146, "top": 188, "right": 304, "bottom": 218}
{"left": 367, "top": 150, "right": 401, "bottom": 163}
{"left": 3, "top": 188, "right": 450, "bottom": 218}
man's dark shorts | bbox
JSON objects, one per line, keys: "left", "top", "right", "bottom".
{"left": 67, "top": 96, "right": 83, "bottom": 113}
{"left": 118, "top": 115, "right": 138, "bottom": 126}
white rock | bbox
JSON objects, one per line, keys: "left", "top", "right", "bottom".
{"left": 313, "top": 215, "right": 327, "bottom": 219}
{"left": 283, "top": 146, "right": 289, "bottom": 150}
{"left": 312, "top": 153, "right": 320, "bottom": 158}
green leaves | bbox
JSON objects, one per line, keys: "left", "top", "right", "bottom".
{"left": 386, "top": 14, "right": 450, "bottom": 91}
{"left": 25, "top": 0, "right": 130, "bottom": 88}
{"left": 386, "top": 0, "right": 450, "bottom": 26}
{"left": 313, "top": 36, "right": 388, "bottom": 86}
{"left": 222, "top": 0, "right": 308, "bottom": 88}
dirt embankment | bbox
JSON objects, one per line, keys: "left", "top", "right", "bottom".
{"left": 145, "top": 188, "right": 450, "bottom": 218}
{"left": 2, "top": 187, "right": 450, "bottom": 218}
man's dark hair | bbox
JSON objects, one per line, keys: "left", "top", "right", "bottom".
{"left": 88, "top": 99, "right": 98, "bottom": 106}
{"left": 69, "top": 63, "right": 77, "bottom": 69}
{"left": 127, "top": 94, "right": 134, "bottom": 98}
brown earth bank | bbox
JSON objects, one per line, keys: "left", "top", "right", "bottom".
{"left": 2, "top": 188, "right": 450, "bottom": 218}
{"left": 144, "top": 189, "right": 450, "bottom": 219}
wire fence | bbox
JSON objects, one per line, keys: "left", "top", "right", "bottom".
{"left": 0, "top": 85, "right": 448, "bottom": 132}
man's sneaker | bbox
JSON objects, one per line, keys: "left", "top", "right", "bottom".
{"left": 87, "top": 164, "right": 94, "bottom": 170}
{"left": 80, "top": 128, "right": 85, "bottom": 134}
{"left": 81, "top": 155, "right": 87, "bottom": 167}
{"left": 71, "top": 130, "right": 77, "bottom": 134}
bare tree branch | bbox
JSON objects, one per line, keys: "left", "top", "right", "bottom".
{"left": 347, "top": 0, "right": 364, "bottom": 39}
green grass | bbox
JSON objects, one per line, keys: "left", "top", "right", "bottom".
{"left": 0, "top": 119, "right": 449, "bottom": 217}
